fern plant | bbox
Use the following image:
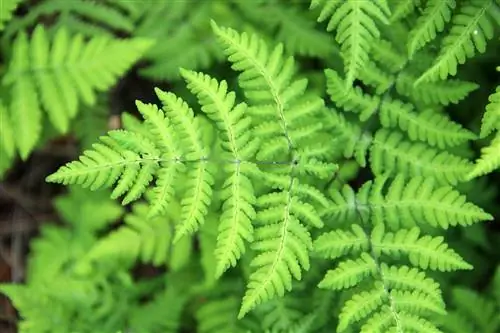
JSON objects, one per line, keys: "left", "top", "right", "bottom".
{"left": 0, "top": 1, "right": 499, "bottom": 333}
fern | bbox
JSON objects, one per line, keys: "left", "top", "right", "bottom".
{"left": 2, "top": 3, "right": 497, "bottom": 332}
{"left": 211, "top": 22, "right": 336, "bottom": 317}
{"left": 316, "top": 175, "right": 491, "bottom": 332}
{"left": 416, "top": 0, "right": 500, "bottom": 83}
{"left": 2, "top": 25, "right": 151, "bottom": 158}
{"left": 311, "top": 0, "right": 391, "bottom": 85}
{"left": 468, "top": 83, "right": 500, "bottom": 179}
{"left": 407, "top": 0, "right": 456, "bottom": 57}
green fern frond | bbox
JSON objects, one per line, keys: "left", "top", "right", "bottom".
{"left": 324, "top": 175, "right": 492, "bottom": 230}
{"left": 325, "top": 69, "right": 380, "bottom": 121}
{"left": 3, "top": 25, "right": 151, "bottom": 159}
{"left": 314, "top": 224, "right": 368, "bottom": 259}
{"left": 480, "top": 85, "right": 500, "bottom": 138}
{"left": 274, "top": 6, "right": 336, "bottom": 59}
{"left": 197, "top": 297, "right": 250, "bottom": 333}
{"left": 389, "top": 0, "right": 420, "bottom": 22}
{"left": 467, "top": 133, "right": 500, "bottom": 179}
{"left": 2, "top": 0, "right": 134, "bottom": 41}
{"left": 310, "top": 0, "right": 390, "bottom": 85}
{"left": 371, "top": 225, "right": 472, "bottom": 271}
{"left": 180, "top": 69, "right": 259, "bottom": 277}
{"left": 370, "top": 38, "right": 407, "bottom": 73}
{"left": 318, "top": 253, "right": 377, "bottom": 290}
{"left": 379, "top": 98, "right": 475, "bottom": 148}
{"left": 416, "top": 0, "right": 500, "bottom": 83}
{"left": 396, "top": 73, "right": 479, "bottom": 106}
{"left": 325, "top": 109, "right": 372, "bottom": 167}
{"left": 211, "top": 22, "right": 336, "bottom": 317}
{"left": 337, "top": 284, "right": 386, "bottom": 332}
{"left": 439, "top": 287, "right": 500, "bottom": 333}
{"left": 370, "top": 129, "right": 473, "bottom": 184}
{"left": 380, "top": 264, "right": 443, "bottom": 306}
{"left": 407, "top": 0, "right": 456, "bottom": 57}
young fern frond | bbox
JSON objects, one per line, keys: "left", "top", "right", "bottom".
{"left": 310, "top": 0, "right": 391, "bottom": 86}
{"left": 3, "top": 25, "right": 151, "bottom": 159}
{"left": 416, "top": 0, "right": 500, "bottom": 83}
{"left": 407, "top": 0, "right": 456, "bottom": 57}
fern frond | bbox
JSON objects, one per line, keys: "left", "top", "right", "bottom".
{"left": 2, "top": 0, "right": 134, "bottom": 40}
{"left": 380, "top": 264, "right": 444, "bottom": 306}
{"left": 480, "top": 85, "right": 500, "bottom": 138}
{"left": 325, "top": 175, "right": 492, "bottom": 230}
{"left": 325, "top": 69, "right": 380, "bottom": 121}
{"left": 274, "top": 6, "right": 336, "bottom": 59}
{"left": 389, "top": 0, "right": 420, "bottom": 22}
{"left": 379, "top": 98, "right": 475, "bottom": 148}
{"left": 318, "top": 253, "right": 377, "bottom": 290}
{"left": 325, "top": 109, "right": 372, "bottom": 167}
{"left": 396, "top": 73, "right": 479, "bottom": 106}
{"left": 197, "top": 297, "right": 249, "bottom": 333}
{"left": 416, "top": 0, "right": 500, "bottom": 83}
{"left": 337, "top": 284, "right": 386, "bottom": 332}
{"left": 467, "top": 133, "right": 500, "bottom": 179}
{"left": 371, "top": 225, "right": 472, "bottom": 271}
{"left": 3, "top": 26, "right": 151, "bottom": 158}
{"left": 180, "top": 69, "right": 258, "bottom": 276}
{"left": 313, "top": 224, "right": 368, "bottom": 259}
{"left": 310, "top": 0, "right": 390, "bottom": 85}
{"left": 370, "top": 129, "right": 473, "bottom": 184}
{"left": 212, "top": 22, "right": 335, "bottom": 317}
{"left": 407, "top": 0, "right": 456, "bottom": 57}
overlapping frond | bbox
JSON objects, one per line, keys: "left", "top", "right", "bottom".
{"left": 2, "top": 25, "right": 151, "bottom": 158}
{"left": 310, "top": 0, "right": 391, "bottom": 85}
{"left": 180, "top": 69, "right": 259, "bottom": 277}
{"left": 407, "top": 0, "right": 456, "bottom": 57}
{"left": 46, "top": 91, "right": 214, "bottom": 241}
{"left": 416, "top": 0, "right": 500, "bottom": 83}
{"left": 324, "top": 175, "right": 492, "bottom": 231}
{"left": 379, "top": 98, "right": 475, "bottom": 148}
{"left": 314, "top": 173, "right": 491, "bottom": 332}
{"left": 468, "top": 133, "right": 500, "bottom": 179}
{"left": 212, "top": 22, "right": 336, "bottom": 317}
{"left": 370, "top": 129, "right": 473, "bottom": 184}
{"left": 480, "top": 85, "right": 500, "bottom": 138}
{"left": 396, "top": 73, "right": 479, "bottom": 106}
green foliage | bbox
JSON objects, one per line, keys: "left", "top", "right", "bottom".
{"left": 0, "top": 1, "right": 499, "bottom": 332}
{"left": 2, "top": 24, "right": 151, "bottom": 159}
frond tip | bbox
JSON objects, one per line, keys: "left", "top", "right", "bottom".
{"left": 310, "top": 0, "right": 390, "bottom": 85}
